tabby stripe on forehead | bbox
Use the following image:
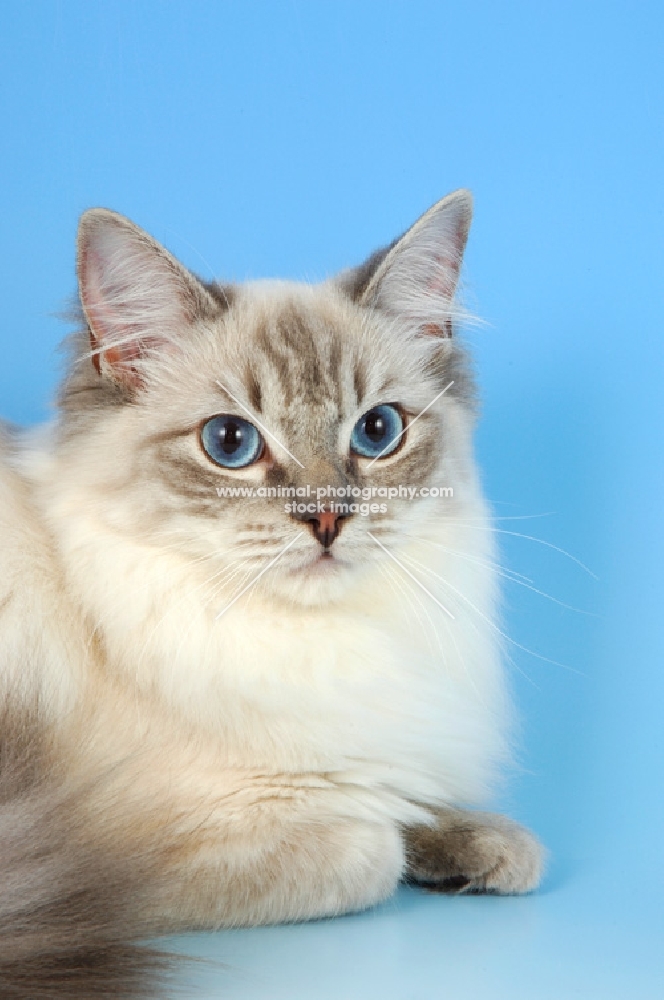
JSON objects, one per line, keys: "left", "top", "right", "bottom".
{"left": 276, "top": 308, "right": 322, "bottom": 406}
{"left": 326, "top": 334, "right": 343, "bottom": 411}
{"left": 246, "top": 369, "right": 263, "bottom": 413}
{"left": 255, "top": 322, "right": 295, "bottom": 408}
{"left": 255, "top": 305, "right": 344, "bottom": 410}
{"left": 353, "top": 364, "right": 367, "bottom": 406}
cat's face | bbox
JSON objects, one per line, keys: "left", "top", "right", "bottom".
{"left": 59, "top": 194, "right": 477, "bottom": 608}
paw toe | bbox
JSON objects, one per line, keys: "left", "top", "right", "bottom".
{"left": 405, "top": 811, "right": 546, "bottom": 895}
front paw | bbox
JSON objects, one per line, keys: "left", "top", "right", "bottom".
{"left": 404, "top": 809, "right": 545, "bottom": 895}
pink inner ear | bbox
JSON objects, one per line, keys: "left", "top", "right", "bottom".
{"left": 88, "top": 327, "right": 146, "bottom": 386}
{"left": 418, "top": 249, "right": 461, "bottom": 339}
{"left": 426, "top": 251, "right": 461, "bottom": 302}
{"left": 421, "top": 322, "right": 452, "bottom": 339}
{"left": 81, "top": 241, "right": 162, "bottom": 388}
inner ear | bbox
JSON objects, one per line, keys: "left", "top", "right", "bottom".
{"left": 77, "top": 209, "right": 218, "bottom": 389}
{"left": 348, "top": 190, "right": 473, "bottom": 339}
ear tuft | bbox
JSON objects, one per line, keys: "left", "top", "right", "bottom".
{"left": 76, "top": 209, "right": 215, "bottom": 388}
{"left": 357, "top": 189, "right": 473, "bottom": 338}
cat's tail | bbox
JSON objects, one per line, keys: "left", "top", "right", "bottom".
{"left": 0, "top": 699, "right": 181, "bottom": 1000}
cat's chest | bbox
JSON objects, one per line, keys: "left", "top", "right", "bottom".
{"left": 139, "top": 596, "right": 434, "bottom": 735}
{"left": 111, "top": 581, "right": 501, "bottom": 808}
{"left": 74, "top": 519, "right": 504, "bottom": 807}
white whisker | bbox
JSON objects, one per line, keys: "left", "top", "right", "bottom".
{"left": 377, "top": 560, "right": 440, "bottom": 661}
{"left": 446, "top": 523, "right": 597, "bottom": 579}
{"left": 367, "top": 532, "right": 455, "bottom": 620}
{"left": 400, "top": 531, "right": 596, "bottom": 616}
{"left": 215, "top": 534, "right": 304, "bottom": 620}
{"left": 398, "top": 549, "right": 583, "bottom": 675}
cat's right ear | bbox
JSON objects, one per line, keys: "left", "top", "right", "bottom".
{"left": 76, "top": 209, "right": 217, "bottom": 389}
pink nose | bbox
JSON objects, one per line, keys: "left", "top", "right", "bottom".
{"left": 305, "top": 511, "right": 345, "bottom": 549}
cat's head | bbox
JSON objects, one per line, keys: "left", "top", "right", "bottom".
{"left": 59, "top": 192, "right": 479, "bottom": 607}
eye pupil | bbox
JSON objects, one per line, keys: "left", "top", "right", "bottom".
{"left": 222, "top": 421, "right": 243, "bottom": 453}
{"left": 364, "top": 414, "right": 386, "bottom": 442}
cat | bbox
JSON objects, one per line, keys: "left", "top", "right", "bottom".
{"left": 0, "top": 190, "right": 544, "bottom": 998}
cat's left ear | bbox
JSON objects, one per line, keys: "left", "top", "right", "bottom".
{"left": 77, "top": 209, "right": 217, "bottom": 388}
{"left": 345, "top": 189, "right": 472, "bottom": 338}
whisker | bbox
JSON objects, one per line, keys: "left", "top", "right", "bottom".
{"left": 170, "top": 561, "right": 257, "bottom": 667}
{"left": 368, "top": 533, "right": 455, "bottom": 620}
{"left": 398, "top": 530, "right": 534, "bottom": 583}
{"left": 215, "top": 534, "right": 304, "bottom": 621}
{"left": 377, "top": 560, "right": 440, "bottom": 661}
{"left": 135, "top": 557, "right": 245, "bottom": 669}
{"left": 400, "top": 532, "right": 596, "bottom": 615}
{"left": 397, "top": 550, "right": 583, "bottom": 676}
{"left": 443, "top": 523, "right": 597, "bottom": 579}
{"left": 379, "top": 545, "right": 526, "bottom": 695}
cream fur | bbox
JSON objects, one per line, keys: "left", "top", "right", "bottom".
{"left": 0, "top": 193, "right": 538, "bottom": 938}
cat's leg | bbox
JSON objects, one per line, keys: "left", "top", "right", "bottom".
{"left": 157, "top": 811, "right": 405, "bottom": 930}
{"left": 403, "top": 808, "right": 544, "bottom": 894}
{"left": 81, "top": 705, "right": 406, "bottom": 931}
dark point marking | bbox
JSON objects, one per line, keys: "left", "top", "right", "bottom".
{"left": 201, "top": 281, "right": 235, "bottom": 313}
{"left": 353, "top": 364, "right": 366, "bottom": 405}
{"left": 246, "top": 369, "right": 263, "bottom": 413}
{"left": 404, "top": 873, "right": 471, "bottom": 893}
{"left": 338, "top": 240, "right": 398, "bottom": 303}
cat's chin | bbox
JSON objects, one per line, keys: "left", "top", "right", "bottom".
{"left": 272, "top": 551, "right": 356, "bottom": 606}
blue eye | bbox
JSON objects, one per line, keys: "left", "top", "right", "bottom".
{"left": 350, "top": 404, "right": 404, "bottom": 459}
{"left": 200, "top": 415, "right": 263, "bottom": 469}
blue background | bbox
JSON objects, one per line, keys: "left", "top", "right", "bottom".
{"left": 1, "top": 2, "right": 662, "bottom": 996}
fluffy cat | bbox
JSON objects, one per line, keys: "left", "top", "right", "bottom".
{"left": 0, "top": 190, "right": 543, "bottom": 998}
